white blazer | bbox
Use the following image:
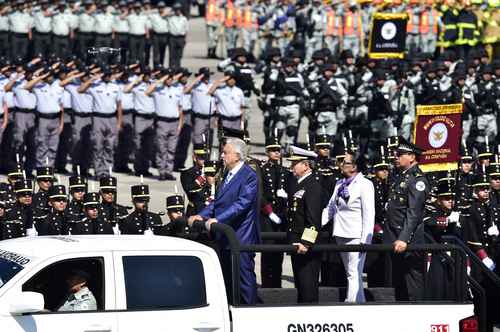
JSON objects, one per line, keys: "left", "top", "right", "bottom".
{"left": 328, "top": 172, "right": 375, "bottom": 244}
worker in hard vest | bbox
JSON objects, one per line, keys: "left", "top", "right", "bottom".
{"left": 342, "top": 1, "right": 363, "bottom": 58}
{"left": 438, "top": 0, "right": 459, "bottom": 50}
{"left": 420, "top": 0, "right": 440, "bottom": 54}
{"left": 324, "top": 2, "right": 343, "bottom": 57}
{"left": 456, "top": 0, "right": 480, "bottom": 58}
{"left": 205, "top": 0, "right": 224, "bottom": 59}
{"left": 406, "top": 0, "right": 423, "bottom": 55}
{"left": 481, "top": 0, "right": 500, "bottom": 58}
{"left": 224, "top": 0, "right": 239, "bottom": 53}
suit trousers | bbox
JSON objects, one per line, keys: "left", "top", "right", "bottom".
{"left": 93, "top": 116, "right": 118, "bottom": 178}
{"left": 221, "top": 249, "right": 257, "bottom": 305}
{"left": 291, "top": 251, "right": 321, "bottom": 303}
{"left": 336, "top": 236, "right": 366, "bottom": 303}
{"left": 35, "top": 117, "right": 60, "bottom": 168}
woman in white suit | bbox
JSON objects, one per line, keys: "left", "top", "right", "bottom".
{"left": 326, "top": 150, "right": 375, "bottom": 303}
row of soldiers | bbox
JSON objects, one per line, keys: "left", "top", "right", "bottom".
{"left": 0, "top": 164, "right": 193, "bottom": 239}
{"left": 205, "top": 0, "right": 500, "bottom": 61}
{"left": 0, "top": 0, "right": 189, "bottom": 67}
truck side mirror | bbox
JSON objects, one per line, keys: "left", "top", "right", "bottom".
{"left": 9, "top": 292, "right": 45, "bottom": 315}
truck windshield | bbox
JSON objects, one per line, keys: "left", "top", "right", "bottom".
{"left": 0, "top": 258, "right": 24, "bottom": 289}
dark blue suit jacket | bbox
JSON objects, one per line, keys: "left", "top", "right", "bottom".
{"left": 199, "top": 163, "right": 260, "bottom": 246}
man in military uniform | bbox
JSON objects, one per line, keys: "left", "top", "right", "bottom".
{"left": 64, "top": 191, "right": 97, "bottom": 235}
{"left": 36, "top": 184, "right": 67, "bottom": 236}
{"left": 163, "top": 193, "right": 190, "bottom": 237}
{"left": 67, "top": 172, "right": 87, "bottom": 219}
{"left": 150, "top": 1, "right": 169, "bottom": 67}
{"left": 32, "top": 166, "right": 54, "bottom": 215}
{"left": 8, "top": 0, "right": 33, "bottom": 61}
{"left": 456, "top": 143, "right": 474, "bottom": 217}
{"left": 260, "top": 135, "right": 290, "bottom": 288}
{"left": 286, "top": 146, "right": 323, "bottom": 303}
{"left": 127, "top": 2, "right": 149, "bottom": 65}
{"left": 2, "top": 178, "right": 35, "bottom": 240}
{"left": 98, "top": 176, "right": 128, "bottom": 230}
{"left": 385, "top": 137, "right": 429, "bottom": 301}
{"left": 181, "top": 143, "right": 210, "bottom": 216}
{"left": 121, "top": 184, "right": 163, "bottom": 235}
{"left": 1, "top": 162, "right": 25, "bottom": 210}
{"left": 58, "top": 270, "right": 97, "bottom": 312}
{"left": 32, "top": 0, "right": 53, "bottom": 58}
{"left": 168, "top": 3, "right": 188, "bottom": 68}
{"left": 77, "top": 0, "right": 96, "bottom": 62}
{"left": 313, "top": 133, "right": 337, "bottom": 196}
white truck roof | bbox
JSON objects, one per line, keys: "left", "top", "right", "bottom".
{"left": 0, "top": 235, "right": 210, "bottom": 261}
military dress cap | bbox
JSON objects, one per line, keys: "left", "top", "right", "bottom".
{"left": 193, "top": 143, "right": 208, "bottom": 156}
{"left": 372, "top": 153, "right": 390, "bottom": 169}
{"left": 265, "top": 136, "right": 281, "bottom": 150}
{"left": 477, "top": 143, "right": 493, "bottom": 159}
{"left": 460, "top": 142, "right": 473, "bottom": 161}
{"left": 223, "top": 70, "right": 237, "bottom": 79}
{"left": 287, "top": 146, "right": 318, "bottom": 161}
{"left": 436, "top": 177, "right": 456, "bottom": 197}
{"left": 197, "top": 67, "right": 213, "bottom": 76}
{"left": 36, "top": 166, "right": 54, "bottom": 180}
{"left": 69, "top": 175, "right": 87, "bottom": 190}
{"left": 166, "top": 194, "right": 184, "bottom": 211}
{"left": 83, "top": 192, "right": 100, "bottom": 207}
{"left": 8, "top": 163, "right": 24, "bottom": 179}
{"left": 204, "top": 160, "right": 218, "bottom": 175}
{"left": 131, "top": 184, "right": 150, "bottom": 200}
{"left": 14, "top": 179, "right": 33, "bottom": 194}
{"left": 315, "top": 133, "right": 331, "bottom": 147}
{"left": 396, "top": 137, "right": 424, "bottom": 155}
{"left": 99, "top": 176, "right": 117, "bottom": 190}
{"left": 48, "top": 185, "right": 68, "bottom": 199}
{"left": 487, "top": 163, "right": 500, "bottom": 177}
{"left": 472, "top": 172, "right": 490, "bottom": 187}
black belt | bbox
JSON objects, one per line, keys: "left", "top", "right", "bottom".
{"left": 53, "top": 34, "right": 69, "bottom": 38}
{"left": 95, "top": 32, "right": 112, "bottom": 36}
{"left": 129, "top": 34, "right": 146, "bottom": 38}
{"left": 122, "top": 109, "right": 133, "bottom": 115}
{"left": 73, "top": 112, "right": 92, "bottom": 118}
{"left": 170, "top": 34, "right": 186, "bottom": 38}
{"left": 38, "top": 112, "right": 60, "bottom": 119}
{"left": 157, "top": 116, "right": 179, "bottom": 122}
{"left": 192, "top": 113, "right": 212, "bottom": 119}
{"left": 93, "top": 112, "right": 116, "bottom": 118}
{"left": 219, "top": 114, "right": 241, "bottom": 121}
{"left": 35, "top": 31, "right": 51, "bottom": 35}
{"left": 78, "top": 31, "right": 94, "bottom": 35}
{"left": 12, "top": 32, "right": 28, "bottom": 37}
{"left": 153, "top": 32, "right": 169, "bottom": 36}
{"left": 115, "top": 32, "right": 129, "bottom": 36}
{"left": 14, "top": 108, "right": 35, "bottom": 114}
{"left": 135, "top": 113, "right": 155, "bottom": 120}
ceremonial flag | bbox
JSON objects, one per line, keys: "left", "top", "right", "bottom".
{"left": 413, "top": 104, "right": 463, "bottom": 172}
{"left": 368, "top": 12, "right": 408, "bottom": 59}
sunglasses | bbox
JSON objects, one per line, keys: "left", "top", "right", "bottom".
{"left": 491, "top": 177, "right": 500, "bottom": 181}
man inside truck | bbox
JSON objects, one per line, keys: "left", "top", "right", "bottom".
{"left": 57, "top": 270, "right": 97, "bottom": 312}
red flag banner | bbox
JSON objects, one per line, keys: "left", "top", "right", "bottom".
{"left": 413, "top": 103, "right": 463, "bottom": 173}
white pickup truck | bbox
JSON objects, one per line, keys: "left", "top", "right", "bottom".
{"left": 0, "top": 235, "right": 475, "bottom": 332}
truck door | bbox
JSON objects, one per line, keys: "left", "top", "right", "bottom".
{"left": 113, "top": 250, "right": 228, "bottom": 332}
{"left": 3, "top": 252, "right": 118, "bottom": 332}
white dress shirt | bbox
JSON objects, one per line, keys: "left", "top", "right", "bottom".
{"left": 328, "top": 172, "right": 375, "bottom": 244}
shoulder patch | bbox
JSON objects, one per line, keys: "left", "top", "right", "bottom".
{"left": 415, "top": 181, "right": 426, "bottom": 192}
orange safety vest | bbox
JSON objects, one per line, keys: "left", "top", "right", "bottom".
{"left": 343, "top": 11, "right": 362, "bottom": 37}
{"left": 205, "top": 0, "right": 217, "bottom": 22}
{"left": 420, "top": 9, "right": 439, "bottom": 34}
{"left": 235, "top": 7, "right": 243, "bottom": 28}
{"left": 326, "top": 10, "right": 338, "bottom": 36}
{"left": 225, "top": 1, "right": 235, "bottom": 28}
{"left": 407, "top": 10, "right": 414, "bottom": 33}
{"left": 242, "top": 7, "right": 258, "bottom": 30}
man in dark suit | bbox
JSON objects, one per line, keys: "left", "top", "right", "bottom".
{"left": 189, "top": 137, "right": 260, "bottom": 305}
{"left": 286, "top": 146, "right": 323, "bottom": 303}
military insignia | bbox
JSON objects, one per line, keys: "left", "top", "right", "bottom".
{"left": 416, "top": 181, "right": 426, "bottom": 192}
{"left": 294, "top": 189, "right": 305, "bottom": 198}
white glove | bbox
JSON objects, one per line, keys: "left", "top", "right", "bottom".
{"left": 447, "top": 211, "right": 460, "bottom": 224}
{"left": 144, "top": 228, "right": 154, "bottom": 236}
{"left": 269, "top": 212, "right": 282, "bottom": 225}
{"left": 482, "top": 257, "right": 496, "bottom": 271}
{"left": 113, "top": 224, "right": 121, "bottom": 235}
{"left": 26, "top": 227, "right": 38, "bottom": 237}
{"left": 321, "top": 208, "right": 330, "bottom": 227}
{"left": 487, "top": 225, "right": 499, "bottom": 237}
{"left": 277, "top": 188, "right": 288, "bottom": 199}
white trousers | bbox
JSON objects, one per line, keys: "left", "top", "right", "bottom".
{"left": 335, "top": 236, "right": 366, "bottom": 303}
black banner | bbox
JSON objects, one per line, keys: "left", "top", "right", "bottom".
{"left": 368, "top": 13, "right": 408, "bottom": 59}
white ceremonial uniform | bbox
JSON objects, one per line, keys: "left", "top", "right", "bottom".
{"left": 327, "top": 172, "right": 375, "bottom": 303}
